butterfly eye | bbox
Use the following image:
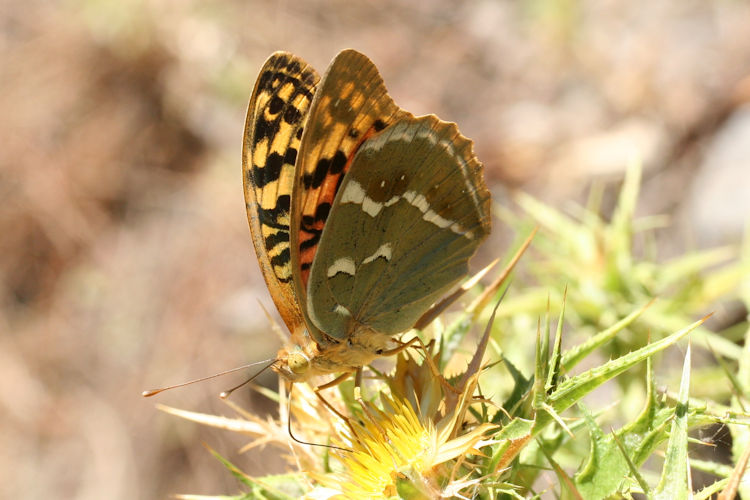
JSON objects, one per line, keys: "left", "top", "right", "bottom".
{"left": 288, "top": 352, "right": 310, "bottom": 374}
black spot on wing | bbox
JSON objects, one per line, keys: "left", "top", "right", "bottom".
{"left": 315, "top": 202, "right": 330, "bottom": 221}
{"left": 257, "top": 69, "right": 274, "bottom": 92}
{"left": 250, "top": 145, "right": 295, "bottom": 191}
{"left": 257, "top": 202, "right": 290, "bottom": 230}
{"left": 265, "top": 231, "right": 289, "bottom": 251}
{"left": 299, "top": 230, "right": 321, "bottom": 251}
{"left": 302, "top": 150, "right": 348, "bottom": 189}
{"left": 269, "top": 96, "right": 284, "bottom": 114}
{"left": 299, "top": 213, "right": 322, "bottom": 251}
{"left": 284, "top": 106, "right": 302, "bottom": 125}
{"left": 276, "top": 194, "right": 291, "bottom": 213}
{"left": 304, "top": 157, "right": 329, "bottom": 189}
{"left": 253, "top": 115, "right": 280, "bottom": 143}
{"left": 270, "top": 248, "right": 291, "bottom": 268}
{"left": 285, "top": 147, "right": 297, "bottom": 166}
{"left": 252, "top": 152, "right": 283, "bottom": 188}
{"left": 329, "top": 150, "right": 347, "bottom": 175}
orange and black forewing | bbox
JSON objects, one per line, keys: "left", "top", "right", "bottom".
{"left": 242, "top": 52, "right": 319, "bottom": 334}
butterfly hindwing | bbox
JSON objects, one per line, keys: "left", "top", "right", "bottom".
{"left": 242, "top": 52, "right": 320, "bottom": 333}
{"left": 306, "top": 116, "right": 492, "bottom": 340}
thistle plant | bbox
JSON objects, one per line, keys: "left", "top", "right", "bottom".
{"left": 160, "top": 164, "right": 750, "bottom": 499}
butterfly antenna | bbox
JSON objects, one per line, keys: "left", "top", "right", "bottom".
{"left": 142, "top": 358, "right": 277, "bottom": 397}
{"left": 286, "top": 384, "right": 352, "bottom": 453}
{"left": 219, "top": 358, "right": 278, "bottom": 399}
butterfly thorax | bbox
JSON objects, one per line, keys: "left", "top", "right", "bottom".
{"left": 272, "top": 326, "right": 394, "bottom": 382}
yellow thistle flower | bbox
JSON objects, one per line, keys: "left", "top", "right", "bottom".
{"left": 308, "top": 392, "right": 495, "bottom": 499}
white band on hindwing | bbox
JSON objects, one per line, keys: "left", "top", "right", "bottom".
{"left": 340, "top": 180, "right": 476, "bottom": 239}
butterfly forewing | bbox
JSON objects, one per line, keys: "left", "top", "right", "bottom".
{"left": 243, "top": 52, "right": 320, "bottom": 333}
{"left": 290, "top": 49, "right": 411, "bottom": 315}
{"left": 306, "top": 116, "right": 492, "bottom": 340}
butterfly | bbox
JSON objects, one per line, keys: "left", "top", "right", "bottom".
{"left": 242, "top": 49, "right": 491, "bottom": 383}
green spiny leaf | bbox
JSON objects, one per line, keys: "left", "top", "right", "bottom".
{"left": 654, "top": 344, "right": 692, "bottom": 499}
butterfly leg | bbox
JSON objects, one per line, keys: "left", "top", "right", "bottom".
{"left": 317, "top": 371, "right": 353, "bottom": 390}
{"left": 313, "top": 384, "right": 350, "bottom": 423}
{"left": 313, "top": 369, "right": 366, "bottom": 422}
{"left": 312, "top": 372, "right": 354, "bottom": 424}
{"left": 313, "top": 373, "right": 359, "bottom": 437}
{"left": 378, "top": 335, "right": 421, "bottom": 356}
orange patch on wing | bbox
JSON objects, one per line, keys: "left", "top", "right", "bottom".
{"left": 298, "top": 126, "right": 382, "bottom": 288}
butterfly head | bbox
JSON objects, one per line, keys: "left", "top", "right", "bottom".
{"left": 287, "top": 351, "right": 310, "bottom": 374}
{"left": 272, "top": 343, "right": 318, "bottom": 382}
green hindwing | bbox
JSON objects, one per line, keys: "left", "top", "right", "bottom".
{"left": 306, "top": 116, "right": 491, "bottom": 340}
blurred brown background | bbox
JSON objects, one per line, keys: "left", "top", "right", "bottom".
{"left": 2, "top": 0, "right": 750, "bottom": 498}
